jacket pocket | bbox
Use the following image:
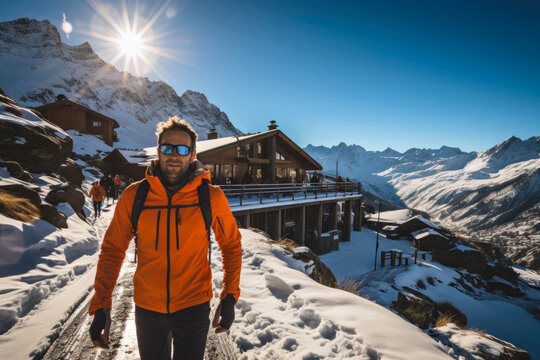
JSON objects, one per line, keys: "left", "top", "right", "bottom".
{"left": 155, "top": 210, "right": 161, "bottom": 250}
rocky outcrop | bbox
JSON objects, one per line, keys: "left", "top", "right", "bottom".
{"left": 0, "top": 183, "right": 67, "bottom": 228}
{"left": 58, "top": 158, "right": 84, "bottom": 187}
{"left": 0, "top": 161, "right": 34, "bottom": 182}
{"left": 430, "top": 323, "right": 530, "bottom": 360}
{"left": 292, "top": 248, "right": 337, "bottom": 288}
{"left": 391, "top": 287, "right": 468, "bottom": 329}
{"left": 391, "top": 288, "right": 436, "bottom": 329}
{"left": 45, "top": 183, "right": 85, "bottom": 217}
{"left": 433, "top": 247, "right": 519, "bottom": 284}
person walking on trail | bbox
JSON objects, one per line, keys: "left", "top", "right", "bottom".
{"left": 88, "top": 116, "right": 242, "bottom": 360}
{"left": 100, "top": 174, "right": 114, "bottom": 205}
{"left": 89, "top": 181, "right": 106, "bottom": 218}
{"left": 113, "top": 175, "right": 123, "bottom": 203}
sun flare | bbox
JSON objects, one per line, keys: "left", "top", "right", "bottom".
{"left": 118, "top": 31, "right": 143, "bottom": 58}
{"left": 83, "top": 0, "right": 186, "bottom": 79}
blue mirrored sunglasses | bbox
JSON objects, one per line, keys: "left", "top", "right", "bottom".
{"left": 158, "top": 144, "right": 194, "bottom": 156}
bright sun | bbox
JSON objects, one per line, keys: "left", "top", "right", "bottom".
{"left": 119, "top": 31, "right": 143, "bottom": 58}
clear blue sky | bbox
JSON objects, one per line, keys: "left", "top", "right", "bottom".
{"left": 2, "top": 0, "right": 539, "bottom": 152}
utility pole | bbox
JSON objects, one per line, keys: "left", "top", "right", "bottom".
{"left": 374, "top": 200, "right": 381, "bottom": 271}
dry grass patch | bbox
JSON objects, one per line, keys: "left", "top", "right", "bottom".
{"left": 435, "top": 314, "right": 456, "bottom": 328}
{"left": 0, "top": 189, "right": 40, "bottom": 222}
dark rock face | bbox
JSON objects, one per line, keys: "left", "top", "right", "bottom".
{"left": 45, "top": 183, "right": 85, "bottom": 216}
{"left": 433, "top": 247, "right": 518, "bottom": 284}
{"left": 39, "top": 203, "right": 67, "bottom": 228}
{"left": 392, "top": 288, "right": 469, "bottom": 330}
{"left": 0, "top": 119, "right": 72, "bottom": 173}
{"left": 0, "top": 161, "right": 34, "bottom": 182}
{"left": 293, "top": 249, "right": 338, "bottom": 288}
{"left": 391, "top": 288, "right": 436, "bottom": 329}
{"left": 58, "top": 158, "right": 84, "bottom": 186}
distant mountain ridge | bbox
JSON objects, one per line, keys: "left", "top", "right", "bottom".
{"left": 304, "top": 136, "right": 540, "bottom": 268}
{"left": 0, "top": 18, "right": 241, "bottom": 149}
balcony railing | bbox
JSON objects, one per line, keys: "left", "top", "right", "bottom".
{"left": 220, "top": 182, "right": 362, "bottom": 207}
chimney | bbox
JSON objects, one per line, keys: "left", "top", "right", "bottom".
{"left": 267, "top": 120, "right": 278, "bottom": 130}
{"left": 207, "top": 128, "right": 218, "bottom": 140}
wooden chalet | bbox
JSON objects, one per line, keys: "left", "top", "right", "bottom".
{"left": 411, "top": 228, "right": 449, "bottom": 251}
{"left": 35, "top": 99, "right": 119, "bottom": 146}
{"left": 103, "top": 121, "right": 323, "bottom": 184}
{"left": 197, "top": 121, "right": 322, "bottom": 184}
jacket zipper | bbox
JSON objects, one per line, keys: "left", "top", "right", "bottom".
{"left": 166, "top": 195, "right": 172, "bottom": 314}
{"left": 176, "top": 207, "right": 180, "bottom": 250}
{"left": 217, "top": 216, "right": 225, "bottom": 236}
{"left": 155, "top": 210, "right": 161, "bottom": 250}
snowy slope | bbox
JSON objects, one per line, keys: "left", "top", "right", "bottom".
{"left": 320, "top": 227, "right": 540, "bottom": 359}
{"left": 0, "top": 18, "right": 241, "bottom": 149}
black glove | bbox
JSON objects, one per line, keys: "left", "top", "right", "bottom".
{"left": 212, "top": 294, "right": 236, "bottom": 333}
{"left": 89, "top": 308, "right": 111, "bottom": 348}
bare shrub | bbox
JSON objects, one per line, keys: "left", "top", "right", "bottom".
{"left": 416, "top": 279, "right": 426, "bottom": 290}
{"left": 427, "top": 276, "right": 435, "bottom": 286}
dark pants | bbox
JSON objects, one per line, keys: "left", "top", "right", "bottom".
{"left": 93, "top": 201, "right": 102, "bottom": 216}
{"left": 135, "top": 302, "right": 210, "bottom": 360}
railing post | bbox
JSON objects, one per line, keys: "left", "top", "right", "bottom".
{"left": 277, "top": 183, "right": 280, "bottom": 202}
{"left": 240, "top": 186, "right": 243, "bottom": 206}
{"left": 260, "top": 184, "right": 263, "bottom": 204}
{"left": 326, "top": 183, "right": 329, "bottom": 197}
{"left": 292, "top": 183, "right": 295, "bottom": 200}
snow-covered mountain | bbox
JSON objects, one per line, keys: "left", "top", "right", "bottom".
{"left": 0, "top": 18, "right": 241, "bottom": 149}
{"left": 305, "top": 137, "right": 540, "bottom": 268}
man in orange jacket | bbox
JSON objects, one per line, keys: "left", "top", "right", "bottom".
{"left": 89, "top": 181, "right": 106, "bottom": 218}
{"left": 88, "top": 116, "right": 242, "bottom": 360}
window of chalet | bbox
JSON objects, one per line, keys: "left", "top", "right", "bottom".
{"left": 93, "top": 121, "right": 101, "bottom": 127}
{"left": 276, "top": 151, "right": 286, "bottom": 160}
{"left": 257, "top": 140, "right": 267, "bottom": 158}
{"left": 206, "top": 163, "right": 215, "bottom": 179}
{"left": 223, "top": 164, "right": 237, "bottom": 184}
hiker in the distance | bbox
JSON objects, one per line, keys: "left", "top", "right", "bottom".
{"left": 113, "top": 174, "right": 123, "bottom": 203}
{"left": 88, "top": 181, "right": 106, "bottom": 218}
{"left": 88, "top": 116, "right": 242, "bottom": 360}
{"left": 100, "top": 173, "right": 114, "bottom": 204}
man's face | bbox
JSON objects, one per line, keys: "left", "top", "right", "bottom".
{"left": 157, "top": 129, "right": 196, "bottom": 185}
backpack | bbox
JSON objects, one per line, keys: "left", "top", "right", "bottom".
{"left": 130, "top": 178, "right": 213, "bottom": 264}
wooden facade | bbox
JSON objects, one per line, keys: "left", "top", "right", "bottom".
{"left": 35, "top": 100, "right": 119, "bottom": 146}
{"left": 197, "top": 128, "right": 322, "bottom": 185}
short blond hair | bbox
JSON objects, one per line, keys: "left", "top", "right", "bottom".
{"left": 155, "top": 116, "right": 198, "bottom": 148}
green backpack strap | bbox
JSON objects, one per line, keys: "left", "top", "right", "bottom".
{"left": 197, "top": 178, "right": 212, "bottom": 264}
{"left": 131, "top": 179, "right": 150, "bottom": 262}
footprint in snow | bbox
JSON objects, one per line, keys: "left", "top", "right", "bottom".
{"left": 298, "top": 308, "right": 321, "bottom": 329}
{"left": 318, "top": 319, "right": 337, "bottom": 340}
{"left": 264, "top": 273, "right": 294, "bottom": 302}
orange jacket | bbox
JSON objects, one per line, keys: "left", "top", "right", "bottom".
{"left": 89, "top": 160, "right": 242, "bottom": 315}
{"left": 89, "top": 184, "right": 106, "bottom": 202}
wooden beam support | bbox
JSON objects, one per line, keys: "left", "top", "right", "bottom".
{"left": 343, "top": 200, "right": 352, "bottom": 241}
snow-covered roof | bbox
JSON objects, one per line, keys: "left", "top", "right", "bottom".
{"left": 196, "top": 131, "right": 270, "bottom": 153}
{"left": 404, "top": 215, "right": 440, "bottom": 229}
{"left": 411, "top": 228, "right": 447, "bottom": 240}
